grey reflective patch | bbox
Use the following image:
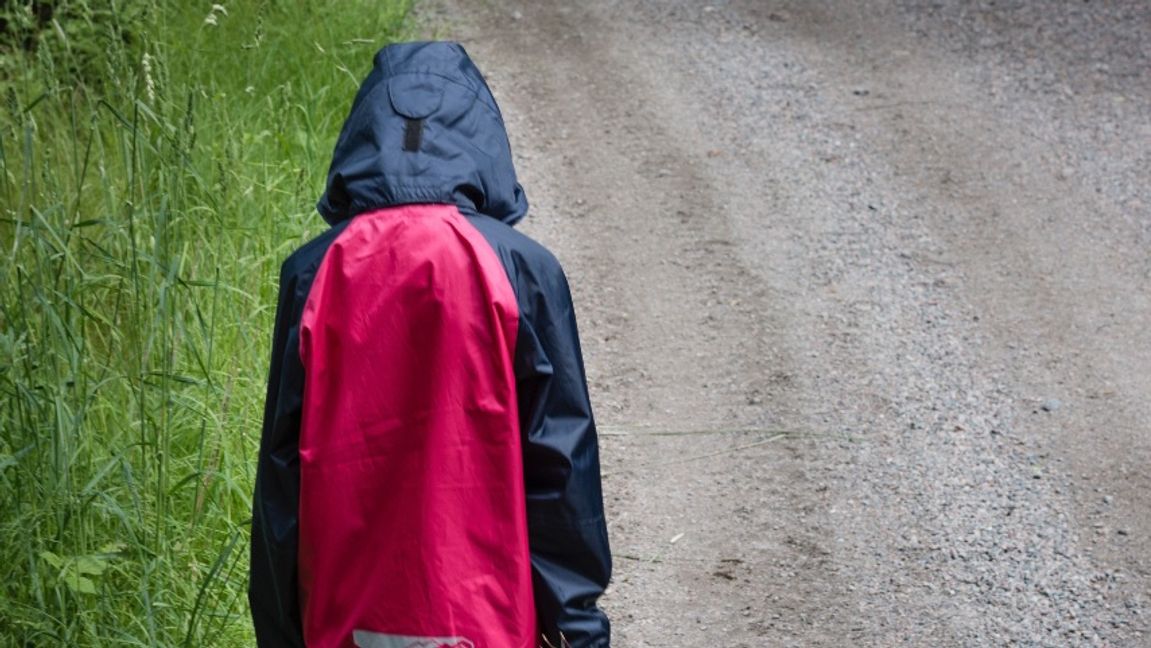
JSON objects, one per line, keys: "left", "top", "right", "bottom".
{"left": 352, "top": 629, "right": 475, "bottom": 648}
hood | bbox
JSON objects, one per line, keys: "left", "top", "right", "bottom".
{"left": 317, "top": 41, "right": 528, "bottom": 226}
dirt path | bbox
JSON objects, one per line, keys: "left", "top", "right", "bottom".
{"left": 421, "top": 1, "right": 1150, "bottom": 645}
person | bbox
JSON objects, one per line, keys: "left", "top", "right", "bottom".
{"left": 248, "top": 41, "right": 612, "bottom": 648}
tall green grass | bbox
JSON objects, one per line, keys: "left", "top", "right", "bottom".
{"left": 0, "top": 2, "right": 413, "bottom": 645}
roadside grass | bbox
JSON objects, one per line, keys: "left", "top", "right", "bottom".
{"left": 0, "top": 1, "right": 412, "bottom": 645}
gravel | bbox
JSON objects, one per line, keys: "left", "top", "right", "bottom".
{"left": 426, "top": 1, "right": 1150, "bottom": 645}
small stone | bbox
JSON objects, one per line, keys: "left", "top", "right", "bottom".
{"left": 1041, "top": 399, "right": 1062, "bottom": 412}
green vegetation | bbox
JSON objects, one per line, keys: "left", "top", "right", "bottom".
{"left": 0, "top": 1, "right": 413, "bottom": 645}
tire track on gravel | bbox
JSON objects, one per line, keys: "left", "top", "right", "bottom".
{"left": 423, "top": 1, "right": 859, "bottom": 645}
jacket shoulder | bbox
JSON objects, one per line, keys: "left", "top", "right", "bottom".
{"left": 464, "top": 213, "right": 565, "bottom": 284}
{"left": 279, "top": 223, "right": 351, "bottom": 281}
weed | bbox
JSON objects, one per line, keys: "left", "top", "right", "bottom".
{"left": 0, "top": 1, "right": 413, "bottom": 645}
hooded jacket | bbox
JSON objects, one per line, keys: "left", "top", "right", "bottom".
{"left": 249, "top": 42, "right": 612, "bottom": 648}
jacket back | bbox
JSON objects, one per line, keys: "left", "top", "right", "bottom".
{"left": 249, "top": 41, "right": 612, "bottom": 648}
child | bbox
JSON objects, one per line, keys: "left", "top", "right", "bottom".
{"left": 249, "top": 41, "right": 612, "bottom": 648}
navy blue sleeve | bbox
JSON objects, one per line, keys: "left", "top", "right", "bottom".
{"left": 517, "top": 267, "right": 613, "bottom": 647}
{"left": 468, "top": 214, "right": 612, "bottom": 647}
{"left": 249, "top": 261, "right": 307, "bottom": 648}
{"left": 250, "top": 225, "right": 346, "bottom": 647}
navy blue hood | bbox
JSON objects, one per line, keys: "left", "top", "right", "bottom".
{"left": 317, "top": 41, "right": 528, "bottom": 226}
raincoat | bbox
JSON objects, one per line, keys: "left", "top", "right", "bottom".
{"left": 248, "top": 41, "right": 612, "bottom": 648}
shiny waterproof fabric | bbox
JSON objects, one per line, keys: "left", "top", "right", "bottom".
{"left": 315, "top": 41, "right": 528, "bottom": 227}
{"left": 250, "top": 41, "right": 612, "bottom": 648}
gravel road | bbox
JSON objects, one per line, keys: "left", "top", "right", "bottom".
{"left": 422, "top": 1, "right": 1150, "bottom": 645}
